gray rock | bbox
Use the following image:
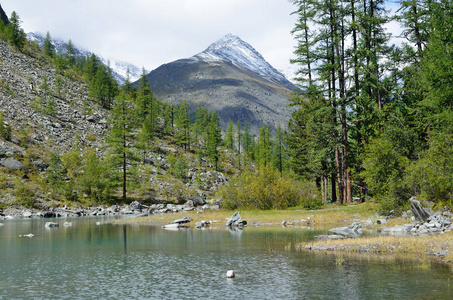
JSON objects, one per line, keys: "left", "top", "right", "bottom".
{"left": 187, "top": 195, "right": 206, "bottom": 206}
{"left": 121, "top": 208, "right": 134, "bottom": 214}
{"left": 0, "top": 158, "right": 28, "bottom": 171}
{"left": 45, "top": 222, "right": 59, "bottom": 228}
{"left": 225, "top": 211, "right": 247, "bottom": 227}
{"left": 22, "top": 210, "right": 32, "bottom": 218}
{"left": 329, "top": 222, "right": 362, "bottom": 237}
{"left": 33, "top": 161, "right": 48, "bottom": 171}
{"left": 41, "top": 211, "right": 57, "bottom": 218}
{"left": 383, "top": 224, "right": 414, "bottom": 234}
{"left": 129, "top": 200, "right": 142, "bottom": 210}
{"left": 171, "top": 217, "right": 192, "bottom": 224}
{"left": 364, "top": 219, "right": 374, "bottom": 226}
{"left": 195, "top": 220, "right": 210, "bottom": 228}
{"left": 409, "top": 196, "right": 431, "bottom": 222}
{"left": 226, "top": 270, "right": 235, "bottom": 278}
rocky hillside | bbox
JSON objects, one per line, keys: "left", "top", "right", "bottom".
{"left": 0, "top": 39, "right": 108, "bottom": 153}
{"left": 0, "top": 38, "right": 232, "bottom": 212}
{"left": 141, "top": 35, "right": 296, "bottom": 134}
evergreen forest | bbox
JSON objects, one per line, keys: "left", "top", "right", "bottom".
{"left": 1, "top": 1, "right": 453, "bottom": 214}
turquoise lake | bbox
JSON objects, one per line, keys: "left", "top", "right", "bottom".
{"left": 0, "top": 217, "right": 452, "bottom": 299}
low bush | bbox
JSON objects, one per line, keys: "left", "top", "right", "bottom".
{"left": 219, "top": 165, "right": 321, "bottom": 210}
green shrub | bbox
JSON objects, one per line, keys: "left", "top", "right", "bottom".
{"left": 219, "top": 165, "right": 321, "bottom": 210}
{"left": 0, "top": 112, "right": 12, "bottom": 141}
{"left": 14, "top": 180, "right": 37, "bottom": 208}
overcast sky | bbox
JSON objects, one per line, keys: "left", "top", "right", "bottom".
{"left": 1, "top": 0, "right": 299, "bottom": 73}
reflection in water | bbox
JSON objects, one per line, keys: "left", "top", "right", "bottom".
{"left": 226, "top": 226, "right": 243, "bottom": 238}
{"left": 123, "top": 224, "right": 127, "bottom": 254}
{"left": 0, "top": 218, "right": 452, "bottom": 299}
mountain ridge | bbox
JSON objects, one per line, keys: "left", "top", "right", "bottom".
{"left": 141, "top": 34, "right": 295, "bottom": 134}
{"left": 198, "top": 34, "right": 295, "bottom": 90}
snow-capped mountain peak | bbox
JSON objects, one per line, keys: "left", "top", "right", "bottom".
{"left": 197, "top": 34, "right": 293, "bottom": 88}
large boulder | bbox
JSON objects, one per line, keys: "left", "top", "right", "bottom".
{"left": 0, "top": 158, "right": 28, "bottom": 171}
{"left": 129, "top": 200, "right": 142, "bottom": 211}
{"left": 225, "top": 211, "right": 247, "bottom": 227}
{"left": 409, "top": 196, "right": 431, "bottom": 222}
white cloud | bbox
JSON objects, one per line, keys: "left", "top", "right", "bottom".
{"left": 1, "top": 0, "right": 298, "bottom": 72}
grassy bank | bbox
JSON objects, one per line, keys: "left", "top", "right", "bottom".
{"left": 114, "top": 202, "right": 380, "bottom": 228}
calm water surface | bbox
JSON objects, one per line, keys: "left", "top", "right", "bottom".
{"left": 0, "top": 217, "right": 452, "bottom": 299}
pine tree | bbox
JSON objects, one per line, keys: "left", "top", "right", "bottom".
{"left": 106, "top": 92, "right": 138, "bottom": 202}
{"left": 225, "top": 120, "right": 235, "bottom": 151}
{"left": 206, "top": 112, "right": 222, "bottom": 170}
{"left": 236, "top": 120, "right": 242, "bottom": 169}
{"left": 66, "top": 39, "right": 76, "bottom": 67}
{"left": 6, "top": 12, "right": 25, "bottom": 49}
{"left": 272, "top": 125, "right": 285, "bottom": 176}
{"left": 43, "top": 31, "right": 55, "bottom": 58}
{"left": 257, "top": 126, "right": 271, "bottom": 167}
{"left": 242, "top": 121, "right": 252, "bottom": 159}
{"left": 175, "top": 101, "right": 191, "bottom": 151}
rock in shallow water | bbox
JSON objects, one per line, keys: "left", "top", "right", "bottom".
{"left": 45, "top": 222, "right": 59, "bottom": 228}
{"left": 225, "top": 212, "right": 247, "bottom": 227}
{"left": 171, "top": 217, "right": 192, "bottom": 224}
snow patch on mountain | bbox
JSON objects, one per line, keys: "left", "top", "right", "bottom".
{"left": 27, "top": 32, "right": 145, "bottom": 85}
{"left": 196, "top": 34, "right": 294, "bottom": 88}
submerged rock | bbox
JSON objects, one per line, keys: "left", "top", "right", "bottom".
{"left": 45, "top": 222, "right": 59, "bottom": 228}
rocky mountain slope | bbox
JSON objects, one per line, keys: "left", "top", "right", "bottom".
{"left": 0, "top": 39, "right": 108, "bottom": 153}
{"left": 141, "top": 35, "right": 296, "bottom": 134}
{"left": 0, "top": 38, "right": 230, "bottom": 212}
{"left": 27, "top": 32, "right": 145, "bottom": 85}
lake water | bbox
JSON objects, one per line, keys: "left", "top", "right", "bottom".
{"left": 1, "top": 217, "right": 452, "bottom": 299}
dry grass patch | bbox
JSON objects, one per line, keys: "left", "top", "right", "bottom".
{"left": 299, "top": 231, "right": 453, "bottom": 262}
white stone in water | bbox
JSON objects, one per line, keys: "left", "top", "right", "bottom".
{"left": 226, "top": 270, "right": 235, "bottom": 278}
{"left": 64, "top": 222, "right": 72, "bottom": 226}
